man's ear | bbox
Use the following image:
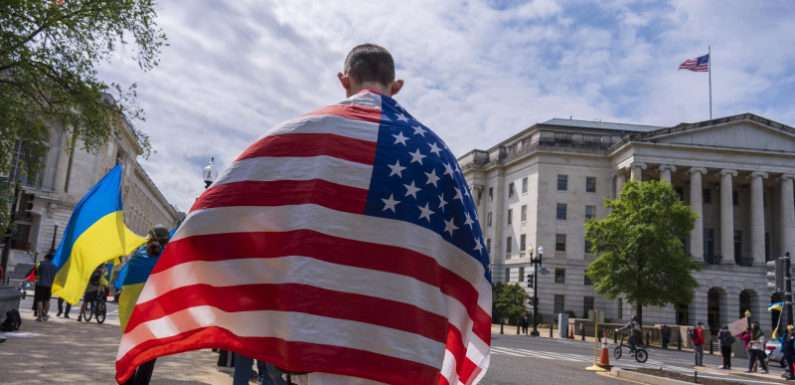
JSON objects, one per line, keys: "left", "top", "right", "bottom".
{"left": 338, "top": 72, "right": 352, "bottom": 93}
{"left": 389, "top": 79, "right": 404, "bottom": 96}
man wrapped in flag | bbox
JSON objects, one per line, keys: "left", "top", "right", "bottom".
{"left": 52, "top": 165, "right": 145, "bottom": 304}
{"left": 116, "top": 44, "right": 492, "bottom": 385}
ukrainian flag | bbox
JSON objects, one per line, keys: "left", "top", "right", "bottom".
{"left": 52, "top": 165, "right": 145, "bottom": 304}
{"left": 118, "top": 247, "right": 160, "bottom": 330}
{"left": 769, "top": 301, "right": 785, "bottom": 312}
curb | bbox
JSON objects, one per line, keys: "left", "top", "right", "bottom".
{"left": 609, "top": 368, "right": 695, "bottom": 385}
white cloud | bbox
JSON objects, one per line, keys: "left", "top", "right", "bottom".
{"left": 98, "top": 0, "right": 795, "bottom": 210}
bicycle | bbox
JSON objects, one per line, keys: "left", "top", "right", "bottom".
{"left": 79, "top": 289, "right": 107, "bottom": 324}
{"left": 613, "top": 334, "right": 649, "bottom": 363}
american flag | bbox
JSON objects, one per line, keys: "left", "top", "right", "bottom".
{"left": 678, "top": 54, "right": 710, "bottom": 72}
{"left": 115, "top": 90, "right": 492, "bottom": 385}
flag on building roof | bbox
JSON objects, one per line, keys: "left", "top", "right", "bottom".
{"left": 679, "top": 54, "right": 710, "bottom": 72}
{"left": 52, "top": 165, "right": 145, "bottom": 304}
{"left": 115, "top": 90, "right": 492, "bottom": 385}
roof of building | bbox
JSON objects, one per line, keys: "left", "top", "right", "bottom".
{"left": 541, "top": 118, "right": 663, "bottom": 133}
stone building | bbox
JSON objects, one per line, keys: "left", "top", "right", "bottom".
{"left": 3, "top": 116, "right": 181, "bottom": 270}
{"left": 459, "top": 113, "right": 795, "bottom": 332}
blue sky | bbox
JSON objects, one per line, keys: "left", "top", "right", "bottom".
{"left": 99, "top": 0, "right": 795, "bottom": 211}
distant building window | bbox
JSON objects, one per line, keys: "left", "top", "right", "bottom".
{"left": 584, "top": 273, "right": 592, "bottom": 286}
{"left": 487, "top": 238, "right": 491, "bottom": 254}
{"left": 583, "top": 296, "right": 595, "bottom": 318}
{"left": 508, "top": 182, "right": 515, "bottom": 198}
{"left": 554, "top": 295, "right": 565, "bottom": 315}
{"left": 585, "top": 238, "right": 592, "bottom": 254}
{"left": 505, "top": 268, "right": 511, "bottom": 282}
{"left": 506, "top": 236, "right": 512, "bottom": 254}
{"left": 704, "top": 228, "right": 715, "bottom": 261}
{"left": 556, "top": 234, "right": 566, "bottom": 252}
{"left": 487, "top": 212, "right": 492, "bottom": 227}
{"left": 489, "top": 187, "right": 493, "bottom": 201}
{"left": 519, "top": 267, "right": 525, "bottom": 282}
{"left": 520, "top": 234, "right": 526, "bottom": 251}
{"left": 586, "top": 177, "right": 596, "bottom": 193}
{"left": 521, "top": 205, "right": 527, "bottom": 221}
{"left": 555, "top": 268, "right": 566, "bottom": 284}
{"left": 585, "top": 205, "right": 596, "bottom": 220}
{"left": 507, "top": 209, "right": 513, "bottom": 224}
{"left": 556, "top": 203, "right": 567, "bottom": 220}
{"left": 522, "top": 177, "right": 528, "bottom": 193}
{"left": 733, "top": 190, "right": 739, "bottom": 206}
{"left": 735, "top": 230, "right": 743, "bottom": 260}
{"left": 703, "top": 189, "right": 712, "bottom": 204}
{"left": 675, "top": 303, "right": 689, "bottom": 325}
{"left": 557, "top": 175, "right": 568, "bottom": 191}
{"left": 675, "top": 187, "right": 685, "bottom": 201}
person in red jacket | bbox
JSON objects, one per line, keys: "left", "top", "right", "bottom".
{"left": 692, "top": 321, "right": 705, "bottom": 367}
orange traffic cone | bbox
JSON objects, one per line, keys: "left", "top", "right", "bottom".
{"left": 586, "top": 338, "right": 612, "bottom": 372}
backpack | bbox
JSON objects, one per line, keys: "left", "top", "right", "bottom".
{"left": 1, "top": 309, "right": 21, "bottom": 332}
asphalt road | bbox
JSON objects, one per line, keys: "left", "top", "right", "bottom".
{"left": 483, "top": 333, "right": 790, "bottom": 385}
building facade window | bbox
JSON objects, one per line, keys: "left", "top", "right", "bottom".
{"left": 486, "top": 238, "right": 491, "bottom": 254}
{"left": 519, "top": 266, "right": 525, "bottom": 282}
{"left": 522, "top": 177, "right": 528, "bottom": 193}
{"left": 520, "top": 234, "right": 526, "bottom": 251}
{"left": 675, "top": 303, "right": 690, "bottom": 325}
{"left": 585, "top": 205, "right": 596, "bottom": 220}
{"left": 508, "top": 182, "right": 515, "bottom": 198}
{"left": 554, "top": 295, "right": 565, "bottom": 315}
{"left": 505, "top": 268, "right": 510, "bottom": 282}
{"left": 585, "top": 238, "right": 592, "bottom": 254}
{"left": 704, "top": 228, "right": 715, "bottom": 261}
{"left": 583, "top": 296, "right": 595, "bottom": 318}
{"left": 489, "top": 187, "right": 493, "bottom": 201}
{"left": 556, "top": 234, "right": 566, "bottom": 252}
{"left": 521, "top": 205, "right": 527, "bottom": 221}
{"left": 557, "top": 174, "right": 568, "bottom": 191}
{"left": 507, "top": 209, "right": 513, "bottom": 224}
{"left": 675, "top": 187, "right": 685, "bottom": 201}
{"left": 487, "top": 212, "right": 492, "bottom": 227}
{"left": 734, "top": 230, "right": 744, "bottom": 261}
{"left": 733, "top": 190, "right": 739, "bottom": 206}
{"left": 703, "top": 189, "right": 712, "bottom": 204}
{"left": 506, "top": 236, "right": 512, "bottom": 254}
{"left": 554, "top": 268, "right": 566, "bottom": 284}
{"left": 556, "top": 203, "right": 567, "bottom": 220}
{"left": 584, "top": 273, "right": 592, "bottom": 286}
{"left": 586, "top": 176, "right": 596, "bottom": 193}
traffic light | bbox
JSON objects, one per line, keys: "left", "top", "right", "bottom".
{"left": 767, "top": 258, "right": 785, "bottom": 293}
{"left": 527, "top": 274, "right": 533, "bottom": 288}
{"left": 17, "top": 193, "right": 34, "bottom": 220}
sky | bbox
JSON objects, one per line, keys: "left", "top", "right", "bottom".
{"left": 98, "top": 0, "right": 795, "bottom": 212}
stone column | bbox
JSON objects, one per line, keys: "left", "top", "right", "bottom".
{"left": 659, "top": 164, "right": 676, "bottom": 183}
{"left": 720, "top": 169, "right": 737, "bottom": 264}
{"left": 781, "top": 174, "right": 795, "bottom": 257}
{"left": 615, "top": 172, "right": 626, "bottom": 198}
{"left": 630, "top": 162, "right": 646, "bottom": 182}
{"left": 689, "top": 167, "right": 706, "bottom": 261}
{"left": 750, "top": 172, "right": 767, "bottom": 265}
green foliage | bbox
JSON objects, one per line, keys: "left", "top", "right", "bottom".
{"left": 0, "top": 0, "right": 165, "bottom": 234}
{"left": 493, "top": 282, "right": 528, "bottom": 324}
{"left": 585, "top": 181, "right": 700, "bottom": 321}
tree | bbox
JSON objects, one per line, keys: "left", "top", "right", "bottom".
{"left": 585, "top": 181, "right": 700, "bottom": 325}
{"left": 0, "top": 0, "right": 166, "bottom": 233}
{"left": 493, "top": 282, "right": 528, "bottom": 324}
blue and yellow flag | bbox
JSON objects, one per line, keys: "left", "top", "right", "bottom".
{"left": 52, "top": 165, "right": 145, "bottom": 304}
{"left": 118, "top": 246, "right": 160, "bottom": 330}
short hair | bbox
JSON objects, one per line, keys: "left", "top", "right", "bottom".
{"left": 44, "top": 253, "right": 54, "bottom": 261}
{"left": 344, "top": 44, "right": 395, "bottom": 86}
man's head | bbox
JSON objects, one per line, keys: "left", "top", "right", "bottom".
{"left": 44, "top": 252, "right": 54, "bottom": 261}
{"left": 146, "top": 225, "right": 169, "bottom": 256}
{"left": 338, "top": 44, "right": 403, "bottom": 97}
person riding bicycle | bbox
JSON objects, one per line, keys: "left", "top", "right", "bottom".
{"left": 77, "top": 266, "right": 108, "bottom": 322}
{"left": 616, "top": 316, "right": 642, "bottom": 352}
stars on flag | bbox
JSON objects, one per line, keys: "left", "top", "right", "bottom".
{"left": 392, "top": 131, "right": 409, "bottom": 146}
{"left": 381, "top": 194, "right": 400, "bottom": 213}
{"left": 424, "top": 169, "right": 440, "bottom": 188}
{"left": 443, "top": 218, "right": 459, "bottom": 237}
{"left": 412, "top": 125, "right": 427, "bottom": 137}
{"left": 464, "top": 212, "right": 474, "bottom": 229}
{"left": 388, "top": 160, "right": 406, "bottom": 178}
{"left": 438, "top": 193, "right": 448, "bottom": 212}
{"left": 443, "top": 162, "right": 455, "bottom": 177}
{"left": 428, "top": 142, "right": 442, "bottom": 156}
{"left": 395, "top": 113, "right": 410, "bottom": 122}
{"left": 409, "top": 148, "right": 426, "bottom": 165}
{"left": 403, "top": 181, "right": 421, "bottom": 199}
{"left": 418, "top": 203, "right": 435, "bottom": 222}
{"left": 453, "top": 187, "right": 464, "bottom": 202}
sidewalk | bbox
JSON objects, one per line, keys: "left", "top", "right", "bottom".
{"left": 0, "top": 301, "right": 242, "bottom": 385}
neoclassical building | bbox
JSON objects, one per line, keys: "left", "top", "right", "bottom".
{"left": 3, "top": 115, "right": 181, "bottom": 270}
{"left": 459, "top": 113, "right": 795, "bottom": 331}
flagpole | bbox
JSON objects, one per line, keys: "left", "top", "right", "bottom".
{"left": 708, "top": 45, "right": 712, "bottom": 120}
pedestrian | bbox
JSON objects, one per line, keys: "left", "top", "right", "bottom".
{"left": 692, "top": 321, "right": 705, "bottom": 367}
{"left": 781, "top": 325, "right": 795, "bottom": 380}
{"left": 661, "top": 325, "right": 671, "bottom": 349}
{"left": 745, "top": 322, "right": 768, "bottom": 373}
{"left": 718, "top": 325, "right": 734, "bottom": 369}
{"left": 56, "top": 297, "right": 71, "bottom": 318}
{"left": 77, "top": 266, "right": 104, "bottom": 322}
{"left": 34, "top": 253, "right": 57, "bottom": 321}
{"left": 520, "top": 315, "right": 529, "bottom": 335}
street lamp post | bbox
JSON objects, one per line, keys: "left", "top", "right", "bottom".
{"left": 530, "top": 246, "right": 543, "bottom": 336}
{"left": 202, "top": 157, "right": 216, "bottom": 189}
